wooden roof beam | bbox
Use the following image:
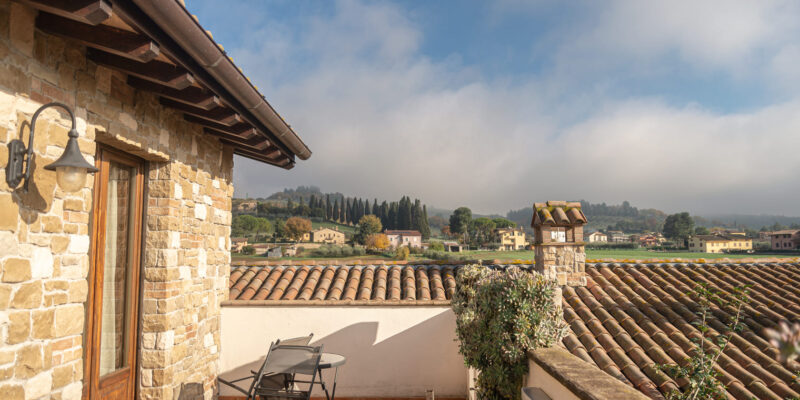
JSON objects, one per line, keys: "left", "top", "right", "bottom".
{"left": 159, "top": 97, "right": 242, "bottom": 126}
{"left": 18, "top": 0, "right": 111, "bottom": 25}
{"left": 232, "top": 147, "right": 293, "bottom": 169}
{"left": 183, "top": 114, "right": 256, "bottom": 137}
{"left": 36, "top": 12, "right": 158, "bottom": 62}
{"left": 127, "top": 76, "right": 221, "bottom": 110}
{"left": 87, "top": 48, "right": 195, "bottom": 89}
{"left": 203, "top": 127, "right": 271, "bottom": 151}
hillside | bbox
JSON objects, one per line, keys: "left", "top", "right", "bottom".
{"left": 507, "top": 200, "right": 666, "bottom": 233}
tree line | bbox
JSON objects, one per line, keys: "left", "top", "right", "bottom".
{"left": 243, "top": 193, "right": 432, "bottom": 240}
{"left": 446, "top": 207, "right": 517, "bottom": 247}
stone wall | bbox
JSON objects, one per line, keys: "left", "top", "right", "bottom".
{"left": 0, "top": 2, "right": 234, "bottom": 399}
{"left": 533, "top": 244, "right": 586, "bottom": 287}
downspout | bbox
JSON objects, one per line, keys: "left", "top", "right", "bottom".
{"left": 131, "top": 0, "right": 312, "bottom": 160}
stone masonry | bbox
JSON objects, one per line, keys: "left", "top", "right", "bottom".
{"left": 0, "top": 2, "right": 234, "bottom": 400}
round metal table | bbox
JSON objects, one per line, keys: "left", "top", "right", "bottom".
{"left": 317, "top": 353, "right": 346, "bottom": 400}
{"left": 319, "top": 353, "right": 346, "bottom": 369}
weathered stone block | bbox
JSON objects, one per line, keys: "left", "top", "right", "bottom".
{"left": 31, "top": 308, "right": 55, "bottom": 339}
{"left": 2, "top": 258, "right": 31, "bottom": 282}
{"left": 0, "top": 194, "right": 19, "bottom": 231}
{"left": 23, "top": 370, "right": 51, "bottom": 400}
{"left": 0, "top": 384, "right": 24, "bottom": 400}
{"left": 54, "top": 304, "right": 83, "bottom": 336}
{"left": 12, "top": 281, "right": 42, "bottom": 309}
{"left": 14, "top": 344, "right": 42, "bottom": 379}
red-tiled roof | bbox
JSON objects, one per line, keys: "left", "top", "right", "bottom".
{"left": 228, "top": 265, "right": 456, "bottom": 301}
{"left": 227, "top": 262, "right": 800, "bottom": 399}
{"left": 564, "top": 262, "right": 800, "bottom": 400}
{"left": 384, "top": 230, "right": 422, "bottom": 236}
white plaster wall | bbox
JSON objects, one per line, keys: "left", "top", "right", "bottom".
{"left": 525, "top": 360, "right": 580, "bottom": 400}
{"left": 220, "top": 306, "right": 467, "bottom": 398}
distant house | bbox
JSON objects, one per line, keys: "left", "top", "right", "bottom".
{"left": 606, "top": 231, "right": 627, "bottom": 243}
{"left": 635, "top": 234, "right": 660, "bottom": 247}
{"left": 586, "top": 231, "right": 607, "bottom": 243}
{"left": 496, "top": 228, "right": 526, "bottom": 250}
{"left": 235, "top": 200, "right": 258, "bottom": 213}
{"left": 386, "top": 230, "right": 423, "bottom": 248}
{"left": 442, "top": 241, "right": 465, "bottom": 252}
{"left": 770, "top": 230, "right": 800, "bottom": 250}
{"left": 267, "top": 247, "right": 283, "bottom": 258}
{"left": 310, "top": 227, "right": 346, "bottom": 244}
{"left": 688, "top": 234, "right": 753, "bottom": 253}
{"left": 231, "top": 237, "right": 249, "bottom": 252}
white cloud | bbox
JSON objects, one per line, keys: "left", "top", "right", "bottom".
{"left": 215, "top": 0, "right": 800, "bottom": 216}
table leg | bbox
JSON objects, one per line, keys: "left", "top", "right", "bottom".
{"left": 318, "top": 368, "right": 331, "bottom": 400}
{"left": 331, "top": 366, "right": 339, "bottom": 400}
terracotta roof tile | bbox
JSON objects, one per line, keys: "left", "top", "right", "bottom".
{"left": 227, "top": 262, "right": 800, "bottom": 399}
{"left": 566, "top": 263, "right": 800, "bottom": 400}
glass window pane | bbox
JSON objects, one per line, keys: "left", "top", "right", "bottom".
{"left": 99, "top": 161, "right": 135, "bottom": 377}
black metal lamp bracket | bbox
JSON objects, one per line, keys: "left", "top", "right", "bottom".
{"left": 5, "top": 102, "right": 76, "bottom": 192}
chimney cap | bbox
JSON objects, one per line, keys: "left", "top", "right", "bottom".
{"left": 531, "top": 201, "right": 587, "bottom": 228}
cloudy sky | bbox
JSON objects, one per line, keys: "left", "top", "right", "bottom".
{"left": 189, "top": 0, "right": 800, "bottom": 216}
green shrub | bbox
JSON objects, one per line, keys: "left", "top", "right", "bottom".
{"left": 310, "top": 244, "right": 365, "bottom": 258}
{"left": 428, "top": 241, "right": 445, "bottom": 252}
{"left": 585, "top": 242, "right": 639, "bottom": 250}
{"left": 395, "top": 246, "right": 410, "bottom": 260}
{"left": 240, "top": 245, "right": 255, "bottom": 255}
{"left": 452, "top": 265, "right": 568, "bottom": 400}
{"left": 422, "top": 249, "right": 472, "bottom": 262}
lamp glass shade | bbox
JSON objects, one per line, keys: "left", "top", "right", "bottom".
{"left": 56, "top": 166, "right": 87, "bottom": 193}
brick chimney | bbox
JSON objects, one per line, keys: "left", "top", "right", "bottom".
{"left": 531, "top": 201, "right": 587, "bottom": 287}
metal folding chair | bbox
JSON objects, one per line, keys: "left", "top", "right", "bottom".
{"left": 218, "top": 334, "right": 314, "bottom": 400}
{"left": 254, "top": 345, "right": 323, "bottom": 400}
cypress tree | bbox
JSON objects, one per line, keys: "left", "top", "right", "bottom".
{"left": 365, "top": 199, "right": 371, "bottom": 217}
{"left": 417, "top": 202, "right": 430, "bottom": 239}
{"left": 343, "top": 198, "right": 349, "bottom": 224}
{"left": 325, "top": 195, "right": 332, "bottom": 220}
{"left": 333, "top": 199, "right": 340, "bottom": 222}
{"left": 399, "top": 197, "right": 412, "bottom": 230}
{"left": 388, "top": 203, "right": 398, "bottom": 230}
{"left": 372, "top": 199, "right": 378, "bottom": 216}
{"left": 379, "top": 201, "right": 389, "bottom": 228}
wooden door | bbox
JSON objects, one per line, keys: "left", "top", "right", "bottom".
{"left": 84, "top": 146, "right": 145, "bottom": 400}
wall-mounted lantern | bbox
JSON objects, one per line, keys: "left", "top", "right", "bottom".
{"left": 5, "top": 102, "right": 98, "bottom": 193}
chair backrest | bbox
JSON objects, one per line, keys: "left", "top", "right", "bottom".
{"left": 275, "top": 333, "right": 314, "bottom": 347}
{"left": 262, "top": 345, "right": 323, "bottom": 377}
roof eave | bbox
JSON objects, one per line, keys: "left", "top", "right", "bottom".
{"left": 126, "top": 0, "right": 311, "bottom": 161}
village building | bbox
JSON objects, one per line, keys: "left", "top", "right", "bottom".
{"left": 585, "top": 231, "right": 607, "bottom": 243}
{"left": 629, "top": 233, "right": 659, "bottom": 247}
{"left": 495, "top": 227, "right": 526, "bottom": 250}
{"left": 301, "top": 227, "right": 345, "bottom": 244}
{"left": 688, "top": 233, "right": 753, "bottom": 253}
{"left": 385, "top": 230, "right": 422, "bottom": 248}
{"left": 233, "top": 200, "right": 257, "bottom": 213}
{"left": 230, "top": 237, "right": 248, "bottom": 252}
{"left": 0, "top": 2, "right": 310, "bottom": 399}
{"left": 770, "top": 229, "right": 800, "bottom": 250}
{"left": 442, "top": 241, "right": 464, "bottom": 252}
{"left": 606, "top": 230, "right": 627, "bottom": 243}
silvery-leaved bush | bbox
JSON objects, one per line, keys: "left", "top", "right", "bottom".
{"left": 452, "top": 265, "right": 567, "bottom": 400}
